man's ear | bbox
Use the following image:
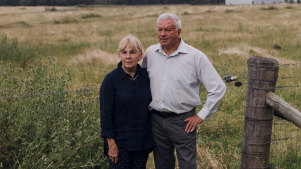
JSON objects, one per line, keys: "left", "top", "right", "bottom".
{"left": 178, "top": 29, "right": 181, "bottom": 36}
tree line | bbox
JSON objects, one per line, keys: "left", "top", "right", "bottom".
{"left": 0, "top": 0, "right": 225, "bottom": 6}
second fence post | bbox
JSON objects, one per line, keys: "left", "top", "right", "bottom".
{"left": 240, "top": 56, "right": 279, "bottom": 169}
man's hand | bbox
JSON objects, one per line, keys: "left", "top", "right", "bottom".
{"left": 107, "top": 138, "right": 119, "bottom": 164}
{"left": 184, "top": 115, "right": 203, "bottom": 133}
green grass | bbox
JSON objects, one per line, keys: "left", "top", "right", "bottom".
{"left": 0, "top": 59, "right": 108, "bottom": 168}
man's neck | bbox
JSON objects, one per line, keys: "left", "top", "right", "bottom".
{"left": 162, "top": 39, "right": 181, "bottom": 56}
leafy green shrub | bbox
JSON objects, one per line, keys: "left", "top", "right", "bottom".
{"left": 15, "top": 21, "right": 32, "bottom": 28}
{"left": 285, "top": 6, "right": 294, "bottom": 9}
{"left": 225, "top": 9, "right": 234, "bottom": 13}
{"left": 0, "top": 35, "right": 23, "bottom": 63}
{"left": 261, "top": 6, "right": 278, "bottom": 10}
{"left": 0, "top": 34, "right": 40, "bottom": 68}
{"left": 45, "top": 7, "right": 57, "bottom": 12}
{"left": 0, "top": 58, "right": 108, "bottom": 168}
{"left": 49, "top": 7, "right": 57, "bottom": 11}
{"left": 183, "top": 11, "right": 190, "bottom": 15}
{"left": 54, "top": 17, "right": 78, "bottom": 24}
{"left": 81, "top": 13, "right": 102, "bottom": 19}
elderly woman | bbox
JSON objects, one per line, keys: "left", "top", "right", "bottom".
{"left": 100, "top": 35, "right": 153, "bottom": 169}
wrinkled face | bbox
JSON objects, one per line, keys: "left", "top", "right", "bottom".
{"left": 119, "top": 45, "right": 141, "bottom": 70}
{"left": 157, "top": 19, "right": 181, "bottom": 49}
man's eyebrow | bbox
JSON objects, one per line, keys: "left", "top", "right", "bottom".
{"left": 158, "top": 27, "right": 174, "bottom": 29}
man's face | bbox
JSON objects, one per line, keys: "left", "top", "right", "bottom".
{"left": 157, "top": 19, "right": 181, "bottom": 49}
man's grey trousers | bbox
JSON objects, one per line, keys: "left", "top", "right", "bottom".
{"left": 151, "top": 109, "right": 197, "bottom": 169}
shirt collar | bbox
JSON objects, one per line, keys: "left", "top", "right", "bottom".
{"left": 154, "top": 38, "right": 188, "bottom": 57}
{"left": 117, "top": 61, "right": 141, "bottom": 79}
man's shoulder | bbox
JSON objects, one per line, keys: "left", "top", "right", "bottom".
{"left": 184, "top": 43, "right": 207, "bottom": 58}
{"left": 146, "top": 43, "right": 160, "bottom": 53}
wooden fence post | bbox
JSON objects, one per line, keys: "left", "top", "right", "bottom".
{"left": 266, "top": 92, "right": 301, "bottom": 129}
{"left": 240, "top": 56, "right": 279, "bottom": 169}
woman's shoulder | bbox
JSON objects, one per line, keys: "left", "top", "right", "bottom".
{"left": 138, "top": 65, "right": 148, "bottom": 75}
{"left": 104, "top": 68, "right": 121, "bottom": 81}
{"left": 139, "top": 68, "right": 150, "bottom": 82}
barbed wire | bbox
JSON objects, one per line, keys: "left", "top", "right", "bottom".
{"left": 279, "top": 76, "right": 301, "bottom": 80}
{"left": 271, "top": 136, "right": 301, "bottom": 143}
{"left": 223, "top": 71, "right": 247, "bottom": 76}
{"left": 276, "top": 85, "right": 301, "bottom": 89}
{"left": 201, "top": 120, "right": 244, "bottom": 129}
{"left": 224, "top": 75, "right": 300, "bottom": 81}
{"left": 225, "top": 79, "right": 301, "bottom": 89}
{"left": 222, "top": 62, "right": 300, "bottom": 76}
{"left": 0, "top": 88, "right": 99, "bottom": 100}
{"left": 271, "top": 116, "right": 301, "bottom": 158}
{"left": 279, "top": 62, "right": 301, "bottom": 67}
{"left": 2, "top": 100, "right": 100, "bottom": 115}
{"left": 199, "top": 118, "right": 301, "bottom": 145}
{"left": 247, "top": 62, "right": 301, "bottom": 69}
{"left": 223, "top": 75, "right": 300, "bottom": 82}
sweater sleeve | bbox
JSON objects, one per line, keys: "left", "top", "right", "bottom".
{"left": 100, "top": 75, "right": 115, "bottom": 138}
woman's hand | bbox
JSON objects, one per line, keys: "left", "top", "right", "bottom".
{"left": 107, "top": 138, "right": 119, "bottom": 164}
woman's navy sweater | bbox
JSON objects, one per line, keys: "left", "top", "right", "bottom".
{"left": 100, "top": 62, "right": 153, "bottom": 152}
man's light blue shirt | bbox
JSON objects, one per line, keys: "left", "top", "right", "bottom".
{"left": 142, "top": 39, "right": 226, "bottom": 120}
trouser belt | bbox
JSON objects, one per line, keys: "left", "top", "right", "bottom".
{"left": 152, "top": 109, "right": 181, "bottom": 118}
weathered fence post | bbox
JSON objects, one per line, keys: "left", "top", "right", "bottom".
{"left": 240, "top": 56, "right": 279, "bottom": 169}
{"left": 266, "top": 92, "right": 301, "bottom": 129}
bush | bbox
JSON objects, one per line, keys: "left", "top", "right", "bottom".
{"left": 54, "top": 17, "right": 78, "bottom": 24}
{"left": 81, "top": 13, "right": 102, "bottom": 19}
{"left": 0, "top": 34, "right": 39, "bottom": 68}
{"left": 0, "top": 59, "right": 108, "bottom": 168}
{"left": 0, "top": 35, "right": 23, "bottom": 63}
{"left": 261, "top": 6, "right": 278, "bottom": 10}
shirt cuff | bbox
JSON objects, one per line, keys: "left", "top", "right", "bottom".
{"left": 101, "top": 131, "right": 115, "bottom": 139}
{"left": 197, "top": 108, "right": 209, "bottom": 121}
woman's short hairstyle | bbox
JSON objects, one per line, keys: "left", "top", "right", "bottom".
{"left": 118, "top": 35, "right": 144, "bottom": 57}
{"left": 157, "top": 13, "right": 181, "bottom": 31}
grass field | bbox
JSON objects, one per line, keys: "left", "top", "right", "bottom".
{"left": 0, "top": 4, "right": 301, "bottom": 169}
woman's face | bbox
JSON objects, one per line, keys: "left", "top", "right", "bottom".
{"left": 119, "top": 44, "right": 141, "bottom": 71}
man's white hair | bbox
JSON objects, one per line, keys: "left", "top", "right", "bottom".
{"left": 157, "top": 13, "right": 181, "bottom": 30}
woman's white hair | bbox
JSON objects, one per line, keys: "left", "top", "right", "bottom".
{"left": 118, "top": 34, "right": 144, "bottom": 57}
{"left": 157, "top": 13, "right": 181, "bottom": 30}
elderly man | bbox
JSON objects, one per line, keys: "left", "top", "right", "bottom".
{"left": 142, "top": 13, "right": 226, "bottom": 169}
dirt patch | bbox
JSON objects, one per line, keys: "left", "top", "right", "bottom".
{"left": 219, "top": 43, "right": 295, "bottom": 64}
{"left": 220, "top": 43, "right": 273, "bottom": 58}
{"left": 197, "top": 145, "right": 221, "bottom": 169}
{"left": 69, "top": 49, "right": 119, "bottom": 66}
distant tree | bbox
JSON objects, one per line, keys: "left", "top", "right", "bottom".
{"left": 0, "top": 0, "right": 224, "bottom": 6}
{"left": 191, "top": 0, "right": 224, "bottom": 4}
{"left": 2, "top": 0, "right": 20, "bottom": 5}
{"left": 149, "top": 0, "right": 160, "bottom": 3}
